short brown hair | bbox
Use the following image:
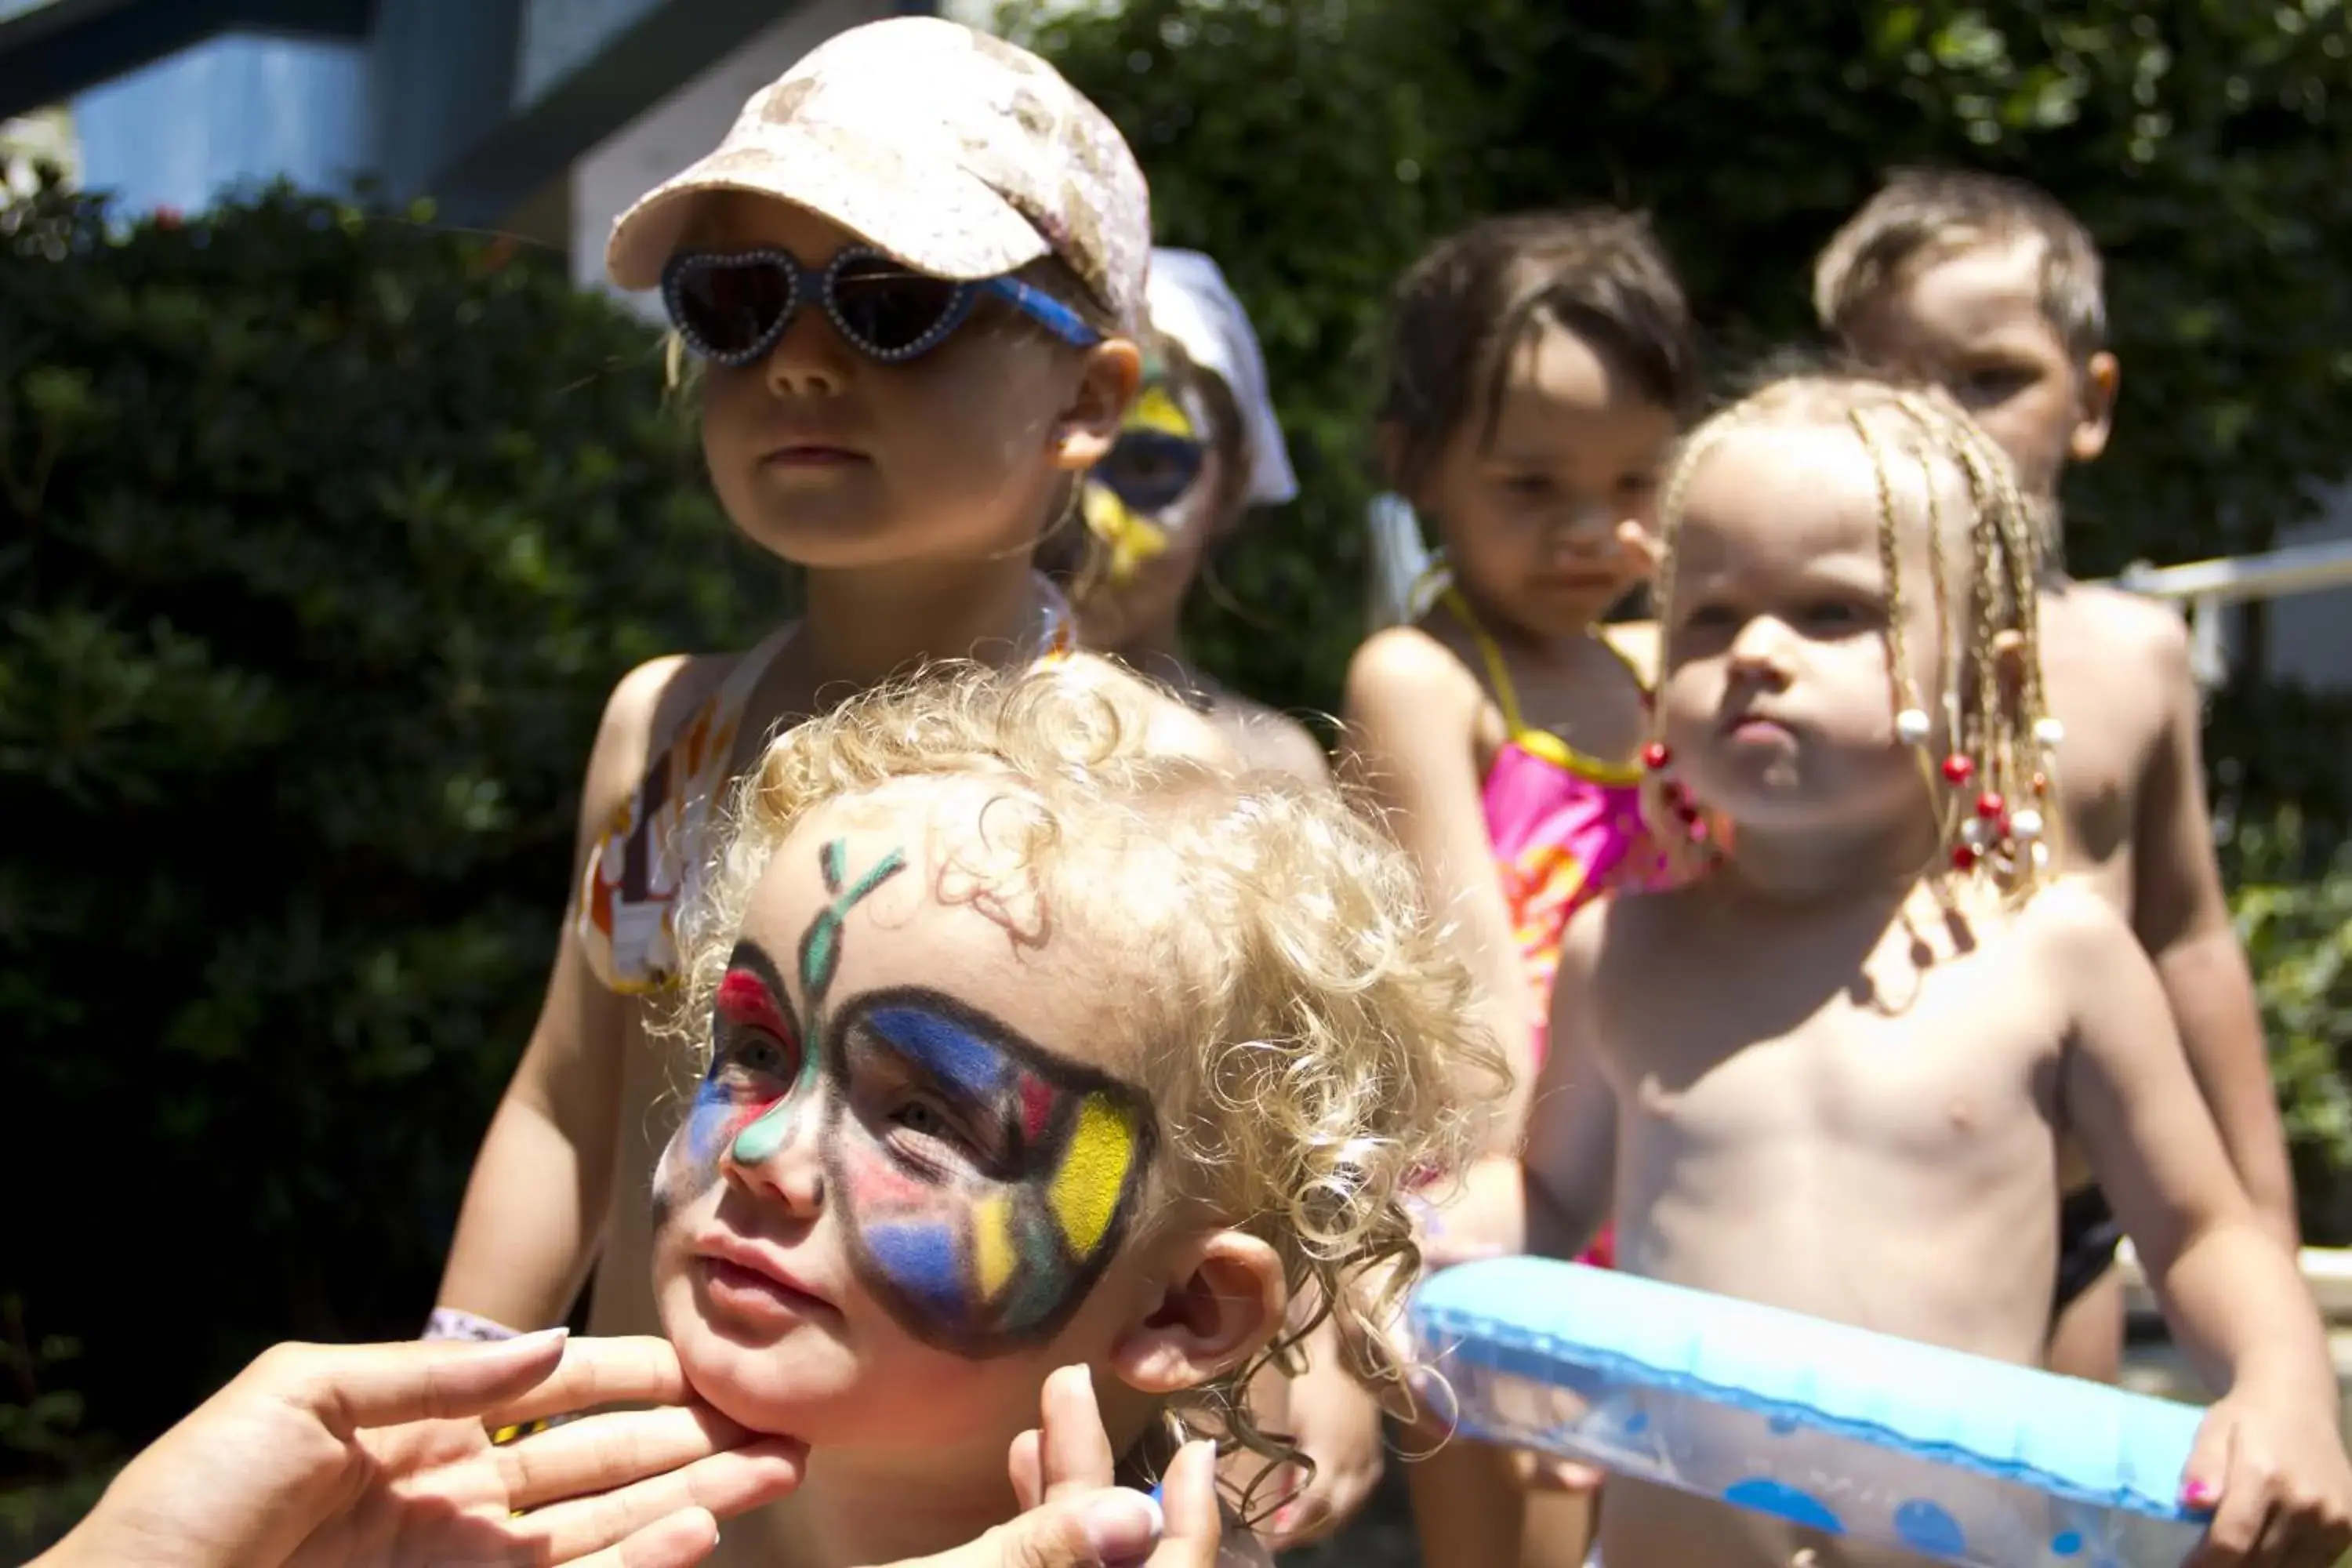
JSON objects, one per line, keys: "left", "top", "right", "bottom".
{"left": 1377, "top": 207, "right": 1699, "bottom": 494}
{"left": 1813, "top": 168, "right": 2107, "bottom": 359}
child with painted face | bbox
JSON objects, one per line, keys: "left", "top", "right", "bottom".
{"left": 427, "top": 11, "right": 1229, "bottom": 1423}
{"left": 1814, "top": 169, "right": 2296, "bottom": 1389}
{"left": 1061, "top": 249, "right": 1328, "bottom": 789}
{"left": 647, "top": 660, "right": 1499, "bottom": 1568}
{"left": 1340, "top": 210, "right": 1698, "bottom": 1568}
{"left": 1463, "top": 374, "right": 2350, "bottom": 1568}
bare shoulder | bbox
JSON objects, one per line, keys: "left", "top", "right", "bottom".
{"left": 1214, "top": 693, "right": 1333, "bottom": 787}
{"left": 2049, "top": 583, "right": 2192, "bottom": 680}
{"left": 1060, "top": 652, "right": 1240, "bottom": 769}
{"left": 1341, "top": 623, "right": 1482, "bottom": 726}
{"left": 579, "top": 650, "right": 728, "bottom": 823}
{"left": 2017, "top": 876, "right": 2147, "bottom": 988}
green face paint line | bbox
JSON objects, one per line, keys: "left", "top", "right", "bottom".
{"left": 735, "top": 837, "right": 908, "bottom": 1170}
{"left": 798, "top": 838, "right": 909, "bottom": 1004}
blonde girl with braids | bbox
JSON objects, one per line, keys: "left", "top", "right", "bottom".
{"left": 1435, "top": 374, "right": 2352, "bottom": 1568}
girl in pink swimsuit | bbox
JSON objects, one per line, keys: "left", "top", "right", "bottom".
{"left": 1344, "top": 209, "right": 1700, "bottom": 1568}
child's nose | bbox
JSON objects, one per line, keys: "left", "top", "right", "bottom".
{"left": 761, "top": 300, "right": 850, "bottom": 400}
{"left": 1549, "top": 500, "right": 1615, "bottom": 552}
{"left": 1727, "top": 615, "right": 1798, "bottom": 676}
{"left": 728, "top": 1102, "right": 826, "bottom": 1216}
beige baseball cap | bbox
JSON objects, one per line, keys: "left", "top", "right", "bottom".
{"left": 605, "top": 16, "right": 1151, "bottom": 336}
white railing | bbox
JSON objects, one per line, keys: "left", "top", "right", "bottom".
{"left": 2095, "top": 538, "right": 2352, "bottom": 688}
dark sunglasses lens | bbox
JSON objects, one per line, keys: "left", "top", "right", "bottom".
{"left": 830, "top": 255, "right": 964, "bottom": 354}
{"left": 673, "top": 259, "right": 794, "bottom": 359}
{"left": 1099, "top": 430, "right": 1207, "bottom": 512}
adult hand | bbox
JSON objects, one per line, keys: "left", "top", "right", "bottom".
{"left": 34, "top": 1330, "right": 804, "bottom": 1568}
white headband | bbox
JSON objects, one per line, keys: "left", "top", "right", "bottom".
{"left": 1145, "top": 248, "right": 1298, "bottom": 507}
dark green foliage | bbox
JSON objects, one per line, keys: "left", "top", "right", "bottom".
{"left": 0, "top": 180, "right": 757, "bottom": 1506}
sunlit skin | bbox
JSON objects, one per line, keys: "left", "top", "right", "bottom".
{"left": 648, "top": 785, "right": 1285, "bottom": 1568}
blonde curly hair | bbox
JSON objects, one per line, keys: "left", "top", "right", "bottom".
{"left": 662, "top": 658, "right": 1501, "bottom": 1506}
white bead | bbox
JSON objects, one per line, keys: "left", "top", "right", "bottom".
{"left": 1962, "top": 816, "right": 1991, "bottom": 848}
{"left": 2034, "top": 718, "right": 2065, "bottom": 747}
{"left": 2009, "top": 808, "right": 2044, "bottom": 840}
{"left": 1896, "top": 708, "right": 1932, "bottom": 745}
{"left": 2031, "top": 842, "right": 2052, "bottom": 870}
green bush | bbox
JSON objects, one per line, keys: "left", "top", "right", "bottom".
{"left": 0, "top": 180, "right": 756, "bottom": 1504}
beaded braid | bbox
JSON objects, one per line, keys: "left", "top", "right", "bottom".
{"left": 1639, "top": 375, "right": 2065, "bottom": 904}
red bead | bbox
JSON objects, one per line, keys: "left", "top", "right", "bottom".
{"left": 1940, "top": 753, "right": 1974, "bottom": 786}
{"left": 1663, "top": 779, "right": 1690, "bottom": 807}
{"left": 1642, "top": 741, "right": 1671, "bottom": 771}
{"left": 1976, "top": 791, "right": 2005, "bottom": 820}
{"left": 1950, "top": 844, "right": 1980, "bottom": 871}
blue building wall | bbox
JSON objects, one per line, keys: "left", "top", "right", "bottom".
{"left": 72, "top": 31, "right": 371, "bottom": 216}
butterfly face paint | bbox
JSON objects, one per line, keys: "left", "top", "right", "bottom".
{"left": 662, "top": 834, "right": 1155, "bottom": 1359}
{"left": 826, "top": 987, "right": 1152, "bottom": 1355}
{"left": 1081, "top": 376, "right": 1211, "bottom": 588}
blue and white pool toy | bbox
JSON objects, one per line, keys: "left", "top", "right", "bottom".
{"left": 1410, "top": 1258, "right": 2210, "bottom": 1568}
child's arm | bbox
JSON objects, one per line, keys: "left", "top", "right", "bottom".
{"left": 1341, "top": 628, "right": 1535, "bottom": 1147}
{"left": 1519, "top": 902, "right": 1617, "bottom": 1261}
{"left": 431, "top": 656, "right": 688, "bottom": 1332}
{"left": 2125, "top": 612, "right": 2299, "bottom": 1250}
{"left": 2056, "top": 879, "right": 2348, "bottom": 1544}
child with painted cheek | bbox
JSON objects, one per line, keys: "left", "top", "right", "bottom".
{"left": 426, "top": 10, "right": 1234, "bottom": 1394}
{"left": 1060, "top": 249, "right": 1330, "bottom": 790}
{"left": 647, "top": 662, "right": 1503, "bottom": 1568}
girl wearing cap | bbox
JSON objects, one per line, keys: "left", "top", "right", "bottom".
{"left": 1055, "top": 249, "right": 1327, "bottom": 789}
{"left": 425, "top": 1, "right": 1230, "bottom": 1446}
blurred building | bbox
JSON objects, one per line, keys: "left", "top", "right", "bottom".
{"left": 0, "top": 0, "right": 925, "bottom": 316}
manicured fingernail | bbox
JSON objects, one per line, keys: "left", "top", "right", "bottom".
{"left": 1080, "top": 1488, "right": 1163, "bottom": 1563}
{"left": 2183, "top": 1479, "right": 2217, "bottom": 1507}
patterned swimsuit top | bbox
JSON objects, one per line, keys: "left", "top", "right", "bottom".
{"left": 1443, "top": 586, "right": 1659, "bottom": 1054}
{"left": 577, "top": 579, "right": 1078, "bottom": 995}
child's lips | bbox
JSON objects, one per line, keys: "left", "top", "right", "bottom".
{"left": 695, "top": 1233, "right": 838, "bottom": 1323}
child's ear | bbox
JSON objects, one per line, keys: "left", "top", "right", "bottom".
{"left": 2070, "top": 350, "right": 2119, "bottom": 463}
{"left": 1109, "top": 1231, "right": 1286, "bottom": 1395}
{"left": 1054, "top": 338, "right": 1143, "bottom": 472}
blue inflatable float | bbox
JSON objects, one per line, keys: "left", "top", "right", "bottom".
{"left": 1410, "top": 1258, "right": 2210, "bottom": 1568}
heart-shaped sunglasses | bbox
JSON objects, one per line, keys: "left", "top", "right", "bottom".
{"left": 662, "top": 246, "right": 1102, "bottom": 367}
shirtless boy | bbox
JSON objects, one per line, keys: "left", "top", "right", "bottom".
{"left": 1814, "top": 168, "right": 2299, "bottom": 1382}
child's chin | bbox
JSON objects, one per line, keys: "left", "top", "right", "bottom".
{"left": 675, "top": 1327, "right": 866, "bottom": 1440}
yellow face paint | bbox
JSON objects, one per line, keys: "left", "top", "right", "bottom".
{"left": 1081, "top": 381, "right": 1205, "bottom": 587}
{"left": 973, "top": 1189, "right": 1016, "bottom": 1304}
{"left": 1050, "top": 1093, "right": 1142, "bottom": 1256}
